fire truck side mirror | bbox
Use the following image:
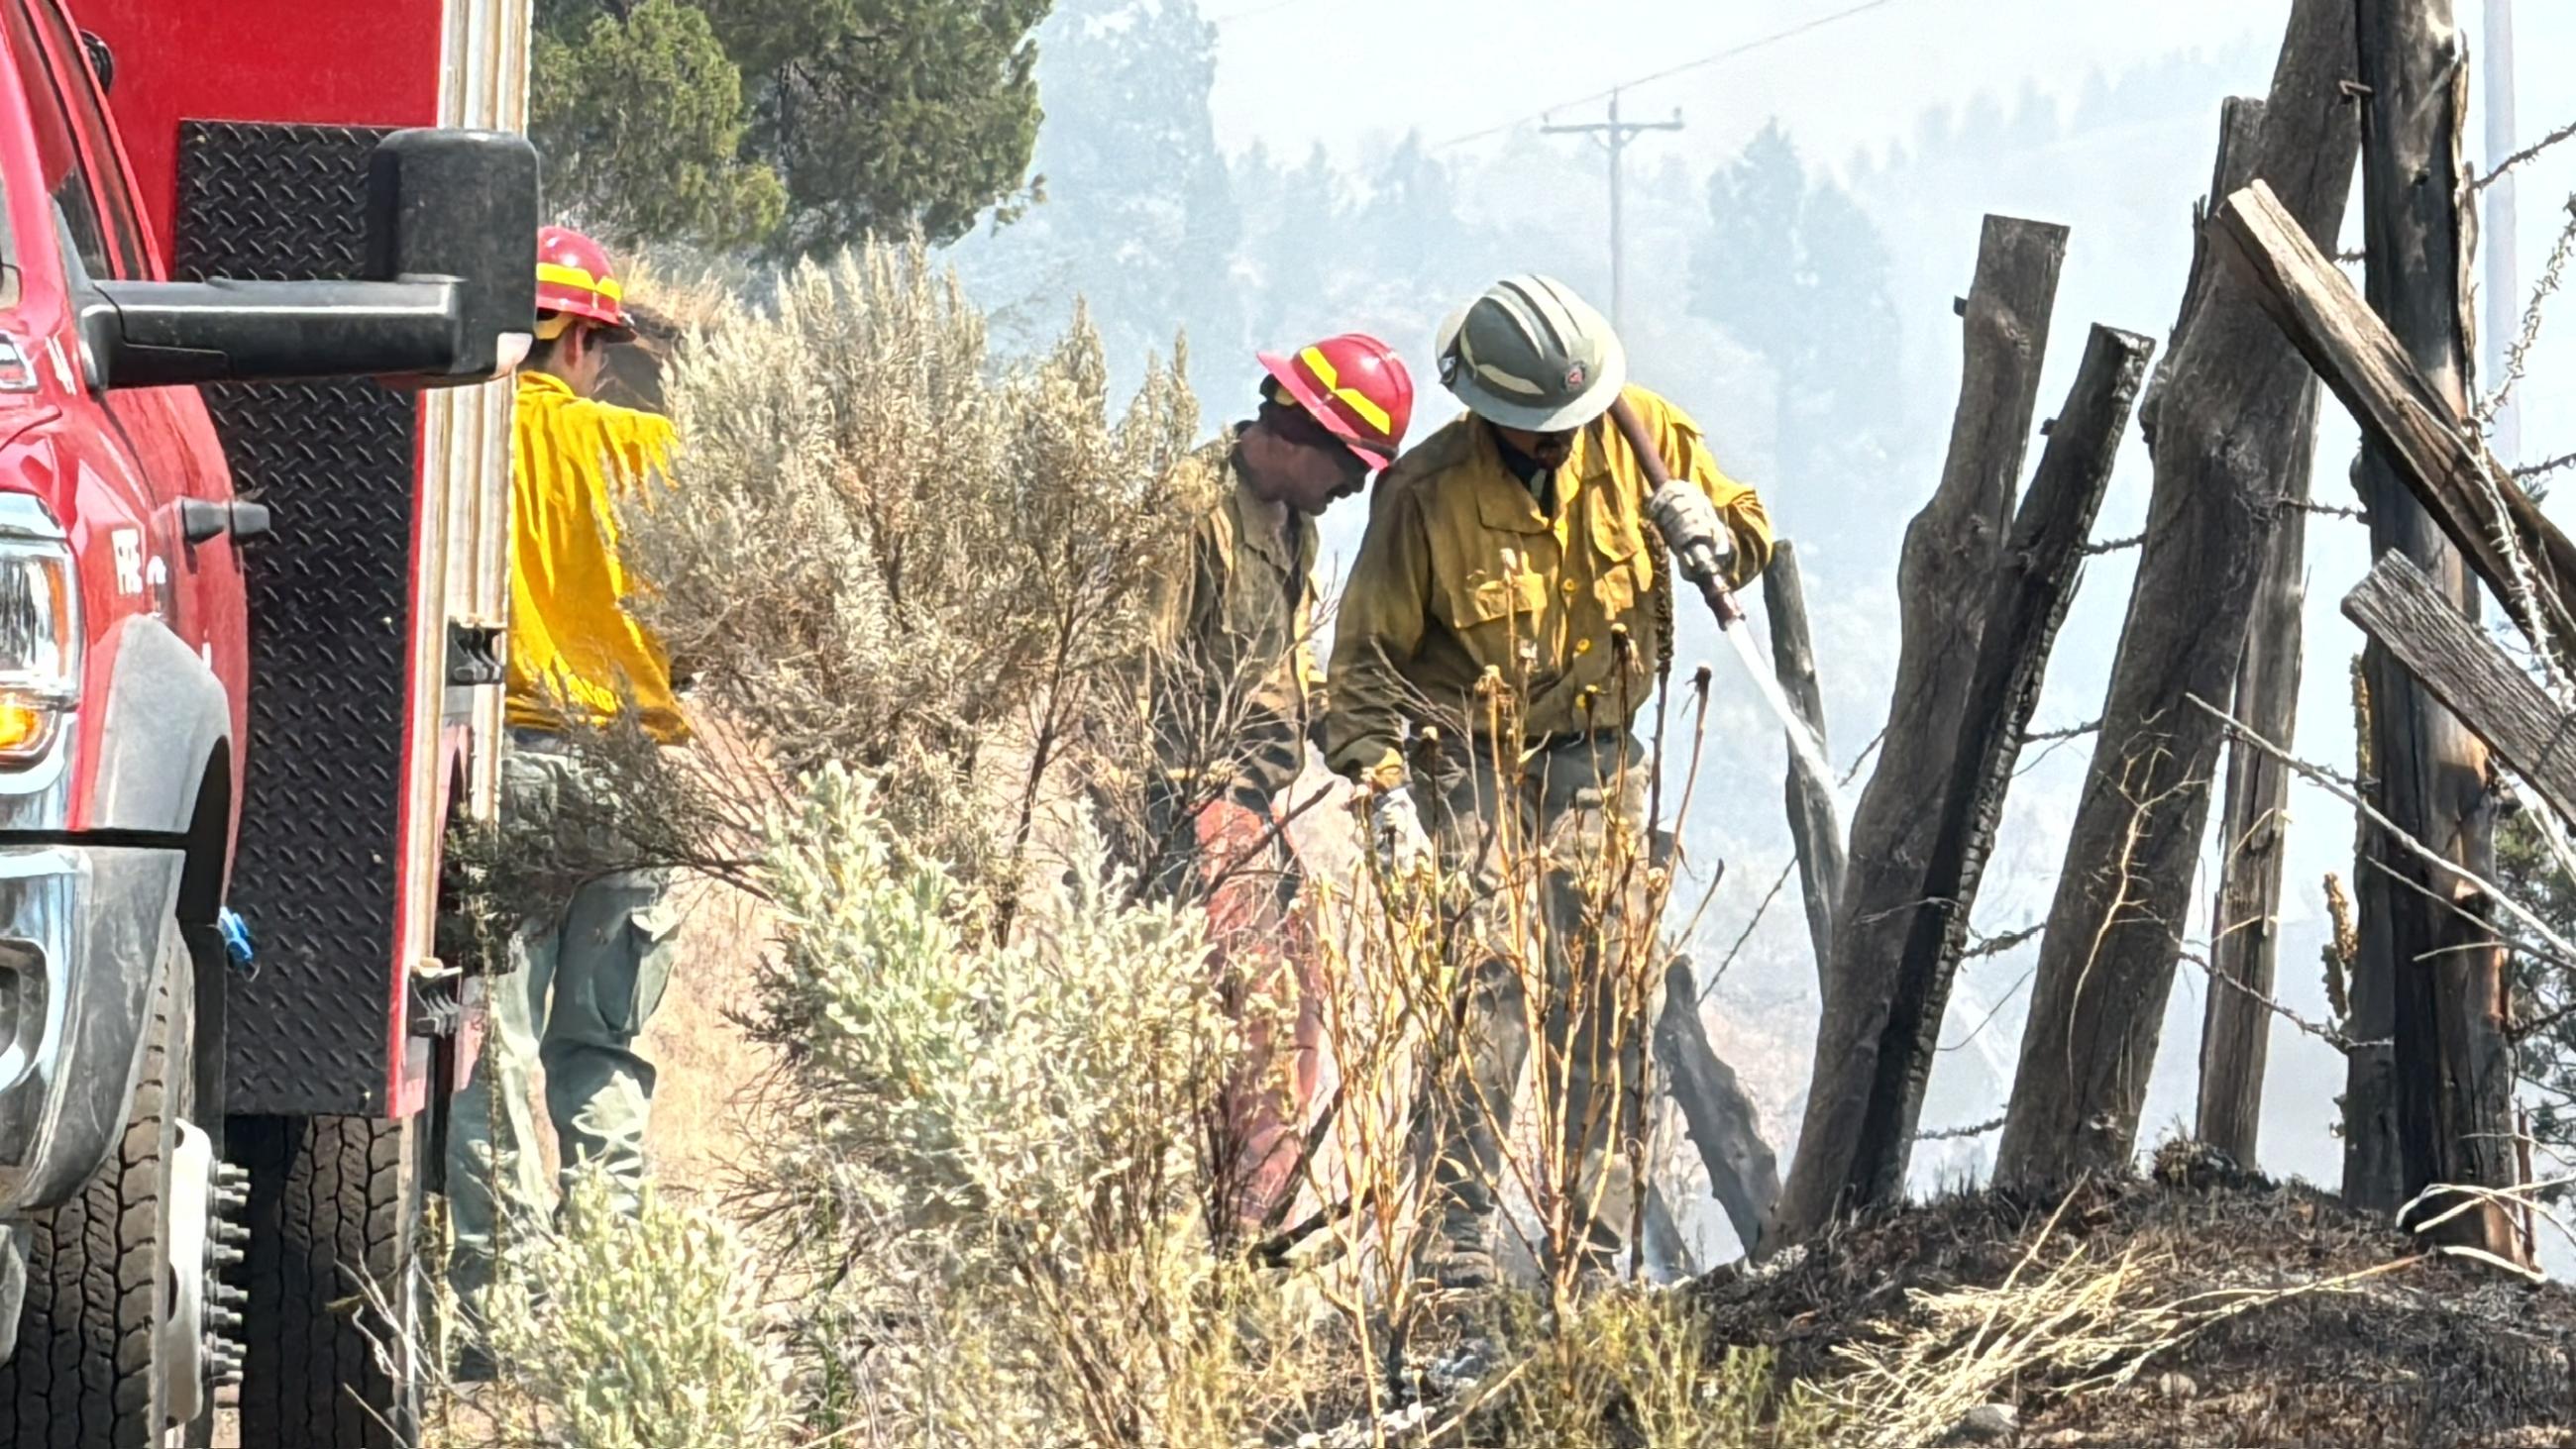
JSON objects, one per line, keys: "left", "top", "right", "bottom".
{"left": 75, "top": 129, "right": 539, "bottom": 391}
{"left": 365, "top": 128, "right": 540, "bottom": 381}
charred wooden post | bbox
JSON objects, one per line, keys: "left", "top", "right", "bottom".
{"left": 1994, "top": 0, "right": 2360, "bottom": 1192}
{"left": 1870, "top": 325, "right": 2155, "bottom": 1193}
{"left": 2345, "top": 554, "right": 2576, "bottom": 827}
{"left": 2189, "top": 99, "right": 2321, "bottom": 1172}
{"left": 1770, "top": 216, "right": 2065, "bottom": 1244}
{"left": 1765, "top": 540, "right": 1843, "bottom": 977}
{"left": 1657, "top": 959, "right": 1780, "bottom": 1253}
{"left": 2349, "top": 0, "right": 2521, "bottom": 1260}
{"left": 2142, "top": 98, "right": 2270, "bottom": 441}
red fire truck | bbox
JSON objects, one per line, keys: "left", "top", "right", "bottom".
{"left": 0, "top": 0, "right": 534, "bottom": 1444}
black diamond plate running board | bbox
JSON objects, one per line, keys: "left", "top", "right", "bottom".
{"left": 177, "top": 122, "right": 416, "bottom": 1116}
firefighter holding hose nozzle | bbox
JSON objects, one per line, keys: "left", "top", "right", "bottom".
{"left": 1325, "top": 275, "right": 1771, "bottom": 1291}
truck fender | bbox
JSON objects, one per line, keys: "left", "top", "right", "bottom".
{"left": 85, "top": 616, "right": 231, "bottom": 838}
{"left": 0, "top": 619, "right": 224, "bottom": 1212}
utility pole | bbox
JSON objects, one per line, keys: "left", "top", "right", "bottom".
{"left": 2483, "top": 0, "right": 2521, "bottom": 466}
{"left": 1544, "top": 88, "right": 1684, "bottom": 334}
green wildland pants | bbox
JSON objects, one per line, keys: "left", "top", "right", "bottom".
{"left": 1411, "top": 730, "right": 1653, "bottom": 1277}
{"left": 446, "top": 732, "right": 681, "bottom": 1312}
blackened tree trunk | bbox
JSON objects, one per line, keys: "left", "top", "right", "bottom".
{"left": 1768, "top": 216, "right": 2065, "bottom": 1244}
{"left": 2351, "top": 0, "right": 2521, "bottom": 1259}
{"left": 1994, "top": 0, "right": 2361, "bottom": 1191}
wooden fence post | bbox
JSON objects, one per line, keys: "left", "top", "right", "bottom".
{"left": 1769, "top": 215, "right": 2064, "bottom": 1244}
{"left": 2348, "top": 0, "right": 2521, "bottom": 1260}
{"left": 1995, "top": 0, "right": 2361, "bottom": 1191}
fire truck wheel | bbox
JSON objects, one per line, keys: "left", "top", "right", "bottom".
{"left": 231, "top": 1109, "right": 424, "bottom": 1449}
{"left": 0, "top": 923, "right": 195, "bottom": 1449}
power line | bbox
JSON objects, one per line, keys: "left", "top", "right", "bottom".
{"left": 1437, "top": 0, "right": 1919, "bottom": 151}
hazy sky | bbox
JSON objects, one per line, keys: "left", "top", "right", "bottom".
{"left": 1208, "top": 0, "right": 2574, "bottom": 229}
{"left": 1211, "top": 0, "right": 2284, "bottom": 164}
{"left": 1206, "top": 0, "right": 2575, "bottom": 467}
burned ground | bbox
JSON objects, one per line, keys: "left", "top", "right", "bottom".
{"left": 1694, "top": 1146, "right": 2576, "bottom": 1447}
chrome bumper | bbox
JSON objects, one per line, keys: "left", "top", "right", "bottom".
{"left": 0, "top": 843, "right": 182, "bottom": 1214}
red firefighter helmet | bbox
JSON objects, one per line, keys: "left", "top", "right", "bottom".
{"left": 535, "top": 224, "right": 630, "bottom": 334}
{"left": 1257, "top": 334, "right": 1414, "bottom": 469}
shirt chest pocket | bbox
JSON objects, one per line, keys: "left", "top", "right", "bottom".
{"left": 1445, "top": 566, "right": 1551, "bottom": 640}
{"left": 1584, "top": 485, "right": 1648, "bottom": 619}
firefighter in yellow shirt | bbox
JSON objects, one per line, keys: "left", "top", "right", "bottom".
{"left": 1326, "top": 275, "right": 1771, "bottom": 1290}
{"left": 1140, "top": 336, "right": 1414, "bottom": 1238}
{"left": 448, "top": 226, "right": 684, "bottom": 1359}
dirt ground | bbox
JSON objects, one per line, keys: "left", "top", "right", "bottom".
{"left": 627, "top": 880, "right": 780, "bottom": 1205}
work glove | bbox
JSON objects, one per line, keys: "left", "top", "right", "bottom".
{"left": 1646, "top": 479, "right": 1734, "bottom": 587}
{"left": 1372, "top": 783, "right": 1434, "bottom": 880}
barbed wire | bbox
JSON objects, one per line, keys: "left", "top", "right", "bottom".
{"left": 2022, "top": 718, "right": 2100, "bottom": 746}
{"left": 2195, "top": 692, "right": 2576, "bottom": 969}
{"left": 2180, "top": 946, "right": 2379, "bottom": 1054}
{"left": 2479, "top": 118, "right": 2576, "bottom": 194}
{"left": 2516, "top": 450, "right": 2576, "bottom": 483}
{"left": 1966, "top": 922, "right": 2043, "bottom": 959}
{"left": 2329, "top": 121, "right": 2573, "bottom": 263}
{"left": 2477, "top": 194, "right": 2576, "bottom": 428}
{"left": 1701, "top": 726, "right": 1886, "bottom": 1003}
{"left": 1914, "top": 1113, "right": 2005, "bottom": 1143}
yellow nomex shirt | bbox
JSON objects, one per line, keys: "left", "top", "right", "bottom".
{"left": 1143, "top": 433, "right": 1325, "bottom": 808}
{"left": 1325, "top": 384, "right": 1771, "bottom": 790}
{"left": 504, "top": 370, "right": 690, "bottom": 744}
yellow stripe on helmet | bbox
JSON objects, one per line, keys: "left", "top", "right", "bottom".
{"left": 1300, "top": 346, "right": 1393, "bottom": 437}
{"left": 537, "top": 260, "right": 624, "bottom": 304}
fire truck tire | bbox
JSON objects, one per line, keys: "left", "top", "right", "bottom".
{"left": 232, "top": 1112, "right": 423, "bottom": 1449}
{"left": 0, "top": 925, "right": 192, "bottom": 1449}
